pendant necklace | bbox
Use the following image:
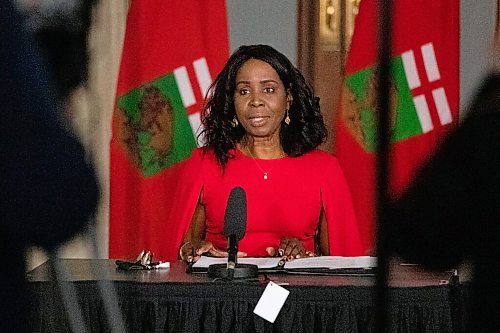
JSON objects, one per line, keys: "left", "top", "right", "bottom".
{"left": 246, "top": 147, "right": 273, "bottom": 180}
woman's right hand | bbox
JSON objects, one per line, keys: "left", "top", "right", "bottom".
{"left": 265, "top": 237, "right": 315, "bottom": 261}
{"left": 179, "top": 240, "right": 228, "bottom": 263}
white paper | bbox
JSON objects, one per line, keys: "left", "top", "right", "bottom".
{"left": 284, "top": 256, "right": 377, "bottom": 269}
{"left": 192, "top": 256, "right": 282, "bottom": 269}
{"left": 156, "top": 262, "right": 170, "bottom": 268}
{"left": 253, "top": 281, "right": 289, "bottom": 323}
{"left": 192, "top": 255, "right": 377, "bottom": 270}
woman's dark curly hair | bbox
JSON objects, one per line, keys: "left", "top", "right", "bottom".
{"left": 199, "top": 44, "right": 327, "bottom": 167}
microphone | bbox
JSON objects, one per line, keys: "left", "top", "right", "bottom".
{"left": 223, "top": 186, "right": 247, "bottom": 276}
{"left": 207, "top": 186, "right": 258, "bottom": 280}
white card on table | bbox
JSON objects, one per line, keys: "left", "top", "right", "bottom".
{"left": 253, "top": 281, "right": 290, "bottom": 323}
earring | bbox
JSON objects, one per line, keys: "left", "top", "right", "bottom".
{"left": 231, "top": 116, "right": 239, "bottom": 127}
{"left": 284, "top": 109, "right": 291, "bottom": 125}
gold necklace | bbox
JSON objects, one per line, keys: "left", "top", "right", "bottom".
{"left": 245, "top": 147, "right": 283, "bottom": 180}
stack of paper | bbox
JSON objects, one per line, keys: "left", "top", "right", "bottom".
{"left": 192, "top": 256, "right": 377, "bottom": 270}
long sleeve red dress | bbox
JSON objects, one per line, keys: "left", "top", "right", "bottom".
{"left": 173, "top": 147, "right": 364, "bottom": 257}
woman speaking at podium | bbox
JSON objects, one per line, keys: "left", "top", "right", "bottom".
{"left": 177, "top": 45, "right": 364, "bottom": 263}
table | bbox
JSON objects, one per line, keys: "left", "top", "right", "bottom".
{"left": 27, "top": 259, "right": 461, "bottom": 333}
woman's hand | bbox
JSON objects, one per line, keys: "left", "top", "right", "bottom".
{"left": 179, "top": 241, "right": 247, "bottom": 263}
{"left": 266, "top": 237, "right": 315, "bottom": 261}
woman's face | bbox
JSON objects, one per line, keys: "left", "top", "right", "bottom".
{"left": 233, "top": 59, "right": 291, "bottom": 141}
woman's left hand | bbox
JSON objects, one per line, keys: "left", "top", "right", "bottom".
{"left": 266, "top": 237, "right": 315, "bottom": 261}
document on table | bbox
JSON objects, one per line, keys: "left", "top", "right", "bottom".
{"left": 192, "top": 256, "right": 377, "bottom": 270}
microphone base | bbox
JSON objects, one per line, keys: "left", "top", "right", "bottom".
{"left": 207, "top": 263, "right": 259, "bottom": 280}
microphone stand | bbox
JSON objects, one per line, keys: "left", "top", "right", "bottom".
{"left": 226, "top": 234, "right": 237, "bottom": 280}
{"left": 207, "top": 235, "right": 258, "bottom": 280}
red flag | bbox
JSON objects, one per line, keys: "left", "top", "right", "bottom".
{"left": 335, "top": 0, "right": 459, "bottom": 252}
{"left": 110, "top": 1, "right": 229, "bottom": 260}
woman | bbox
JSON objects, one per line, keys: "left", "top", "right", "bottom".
{"left": 179, "top": 44, "right": 363, "bottom": 262}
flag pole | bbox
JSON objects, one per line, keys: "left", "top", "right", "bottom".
{"left": 375, "top": 0, "right": 393, "bottom": 332}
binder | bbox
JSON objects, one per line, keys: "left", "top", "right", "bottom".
{"left": 188, "top": 256, "right": 377, "bottom": 276}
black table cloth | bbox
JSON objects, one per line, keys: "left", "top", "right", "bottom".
{"left": 26, "top": 259, "right": 462, "bottom": 333}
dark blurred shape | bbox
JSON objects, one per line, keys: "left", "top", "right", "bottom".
{"left": 387, "top": 73, "right": 500, "bottom": 332}
{"left": 0, "top": 0, "right": 98, "bottom": 332}
{"left": 18, "top": 0, "right": 95, "bottom": 98}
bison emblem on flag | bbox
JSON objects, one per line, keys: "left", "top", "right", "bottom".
{"left": 115, "top": 58, "right": 212, "bottom": 176}
{"left": 341, "top": 42, "right": 453, "bottom": 153}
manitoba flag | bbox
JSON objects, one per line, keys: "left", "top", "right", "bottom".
{"left": 335, "top": 0, "right": 459, "bottom": 252}
{"left": 110, "top": 1, "right": 229, "bottom": 260}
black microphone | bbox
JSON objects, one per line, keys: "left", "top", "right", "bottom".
{"left": 223, "top": 186, "right": 247, "bottom": 276}
{"left": 207, "top": 186, "right": 258, "bottom": 280}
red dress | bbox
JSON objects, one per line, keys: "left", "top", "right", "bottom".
{"left": 175, "top": 147, "right": 364, "bottom": 257}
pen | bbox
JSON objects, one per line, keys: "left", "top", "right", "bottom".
{"left": 275, "top": 247, "right": 286, "bottom": 267}
{"left": 277, "top": 257, "right": 286, "bottom": 267}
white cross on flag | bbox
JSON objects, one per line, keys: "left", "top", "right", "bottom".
{"left": 335, "top": 0, "right": 459, "bottom": 252}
